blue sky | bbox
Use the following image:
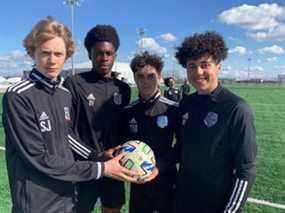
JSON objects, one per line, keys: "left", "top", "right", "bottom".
{"left": 1, "top": 0, "right": 285, "bottom": 79}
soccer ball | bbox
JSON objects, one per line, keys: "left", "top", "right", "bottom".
{"left": 118, "top": 140, "right": 156, "bottom": 180}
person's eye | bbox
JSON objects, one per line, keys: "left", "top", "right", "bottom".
{"left": 200, "top": 63, "right": 211, "bottom": 69}
{"left": 147, "top": 74, "right": 155, "bottom": 80}
{"left": 105, "top": 51, "right": 114, "bottom": 56}
{"left": 41, "top": 51, "right": 50, "bottom": 56}
{"left": 187, "top": 64, "right": 197, "bottom": 70}
{"left": 54, "top": 52, "right": 64, "bottom": 57}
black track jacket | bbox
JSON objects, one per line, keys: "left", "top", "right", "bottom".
{"left": 174, "top": 85, "right": 257, "bottom": 213}
{"left": 120, "top": 92, "right": 180, "bottom": 175}
{"left": 63, "top": 70, "right": 131, "bottom": 159}
{"left": 3, "top": 69, "right": 104, "bottom": 213}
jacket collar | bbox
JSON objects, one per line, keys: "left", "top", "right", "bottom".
{"left": 208, "top": 83, "right": 223, "bottom": 102}
{"left": 89, "top": 69, "right": 114, "bottom": 82}
{"left": 194, "top": 83, "right": 223, "bottom": 103}
{"left": 139, "top": 90, "right": 161, "bottom": 105}
{"left": 29, "top": 69, "right": 63, "bottom": 90}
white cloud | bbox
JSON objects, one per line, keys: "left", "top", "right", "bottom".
{"left": 220, "top": 65, "right": 266, "bottom": 80}
{"left": 137, "top": 37, "right": 167, "bottom": 56}
{"left": 248, "top": 24, "right": 285, "bottom": 41}
{"left": 0, "top": 50, "right": 33, "bottom": 76}
{"left": 218, "top": 4, "right": 284, "bottom": 30}
{"left": 229, "top": 46, "right": 247, "bottom": 55}
{"left": 274, "top": 65, "right": 285, "bottom": 70}
{"left": 160, "top": 33, "right": 177, "bottom": 42}
{"left": 8, "top": 50, "right": 27, "bottom": 60}
{"left": 258, "top": 45, "right": 284, "bottom": 55}
{"left": 250, "top": 66, "right": 264, "bottom": 72}
{"left": 266, "top": 57, "right": 278, "bottom": 62}
{"left": 218, "top": 3, "right": 285, "bottom": 41}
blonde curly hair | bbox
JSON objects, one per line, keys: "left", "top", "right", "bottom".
{"left": 23, "top": 16, "right": 75, "bottom": 59}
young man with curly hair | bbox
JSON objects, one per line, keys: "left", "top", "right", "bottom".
{"left": 64, "top": 25, "right": 132, "bottom": 213}
{"left": 120, "top": 51, "right": 180, "bottom": 213}
{"left": 174, "top": 31, "right": 257, "bottom": 213}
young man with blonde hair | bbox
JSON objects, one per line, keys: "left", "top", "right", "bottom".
{"left": 3, "top": 17, "right": 137, "bottom": 213}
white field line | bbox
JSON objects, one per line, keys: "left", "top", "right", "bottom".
{"left": 247, "top": 198, "right": 285, "bottom": 210}
{"left": 0, "top": 146, "right": 284, "bottom": 210}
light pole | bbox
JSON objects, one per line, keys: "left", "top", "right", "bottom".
{"left": 172, "top": 45, "right": 177, "bottom": 78}
{"left": 247, "top": 57, "right": 252, "bottom": 82}
{"left": 137, "top": 27, "right": 146, "bottom": 53}
{"left": 63, "top": 0, "right": 84, "bottom": 75}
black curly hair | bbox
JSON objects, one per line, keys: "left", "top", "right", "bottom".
{"left": 84, "top": 25, "right": 120, "bottom": 55}
{"left": 175, "top": 31, "right": 228, "bottom": 68}
{"left": 130, "top": 51, "right": 164, "bottom": 74}
{"left": 164, "top": 77, "right": 174, "bottom": 87}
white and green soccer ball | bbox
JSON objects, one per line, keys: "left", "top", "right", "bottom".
{"left": 119, "top": 140, "right": 156, "bottom": 179}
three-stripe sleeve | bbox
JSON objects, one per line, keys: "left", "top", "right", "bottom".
{"left": 224, "top": 178, "right": 249, "bottom": 213}
{"left": 67, "top": 134, "right": 92, "bottom": 159}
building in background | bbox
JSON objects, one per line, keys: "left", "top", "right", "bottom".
{"left": 278, "top": 74, "right": 285, "bottom": 84}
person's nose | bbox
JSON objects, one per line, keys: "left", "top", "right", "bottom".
{"left": 47, "top": 53, "right": 56, "bottom": 64}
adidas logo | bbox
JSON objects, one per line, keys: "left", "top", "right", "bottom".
{"left": 87, "top": 93, "right": 95, "bottom": 101}
{"left": 130, "top": 118, "right": 137, "bottom": 124}
{"left": 39, "top": 112, "right": 49, "bottom": 121}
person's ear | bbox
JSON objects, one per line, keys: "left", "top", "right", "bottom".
{"left": 158, "top": 72, "right": 162, "bottom": 80}
{"left": 217, "top": 63, "right": 221, "bottom": 73}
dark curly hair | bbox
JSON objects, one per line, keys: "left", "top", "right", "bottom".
{"left": 84, "top": 25, "right": 120, "bottom": 55}
{"left": 164, "top": 77, "right": 175, "bottom": 87}
{"left": 130, "top": 51, "right": 164, "bottom": 74}
{"left": 175, "top": 31, "right": 228, "bottom": 68}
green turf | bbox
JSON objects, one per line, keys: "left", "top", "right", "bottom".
{"left": 0, "top": 84, "right": 285, "bottom": 212}
{"left": 0, "top": 153, "right": 10, "bottom": 213}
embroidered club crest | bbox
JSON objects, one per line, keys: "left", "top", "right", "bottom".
{"left": 129, "top": 118, "right": 138, "bottom": 133}
{"left": 64, "top": 107, "right": 71, "bottom": 121}
{"left": 204, "top": 112, "right": 218, "bottom": 128}
{"left": 182, "top": 113, "right": 189, "bottom": 126}
{"left": 156, "top": 115, "right": 168, "bottom": 128}
{"left": 87, "top": 93, "right": 95, "bottom": 107}
{"left": 113, "top": 92, "right": 122, "bottom": 105}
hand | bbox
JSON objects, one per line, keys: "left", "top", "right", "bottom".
{"left": 136, "top": 167, "right": 159, "bottom": 184}
{"left": 104, "top": 145, "right": 122, "bottom": 160}
{"left": 103, "top": 153, "right": 139, "bottom": 183}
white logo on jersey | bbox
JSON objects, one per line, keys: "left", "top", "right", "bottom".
{"left": 129, "top": 118, "right": 138, "bottom": 133}
{"left": 157, "top": 115, "right": 168, "bottom": 128}
{"left": 39, "top": 112, "right": 52, "bottom": 132}
{"left": 64, "top": 107, "right": 71, "bottom": 121}
{"left": 204, "top": 112, "right": 218, "bottom": 128}
{"left": 182, "top": 113, "right": 189, "bottom": 126}
{"left": 113, "top": 92, "right": 122, "bottom": 105}
{"left": 87, "top": 93, "right": 96, "bottom": 107}
{"left": 39, "top": 112, "right": 49, "bottom": 121}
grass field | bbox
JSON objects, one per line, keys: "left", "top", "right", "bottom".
{"left": 0, "top": 83, "right": 284, "bottom": 212}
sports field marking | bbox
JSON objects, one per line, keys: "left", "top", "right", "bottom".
{"left": 248, "top": 198, "right": 285, "bottom": 210}
{"left": 0, "top": 145, "right": 284, "bottom": 210}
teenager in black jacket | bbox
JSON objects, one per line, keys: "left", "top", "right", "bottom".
{"left": 174, "top": 31, "right": 257, "bottom": 213}
{"left": 3, "top": 17, "right": 136, "bottom": 213}
{"left": 121, "top": 51, "right": 180, "bottom": 213}
{"left": 63, "top": 25, "right": 132, "bottom": 213}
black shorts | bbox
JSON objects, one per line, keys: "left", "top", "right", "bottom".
{"left": 129, "top": 174, "right": 176, "bottom": 213}
{"left": 76, "top": 177, "right": 125, "bottom": 213}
